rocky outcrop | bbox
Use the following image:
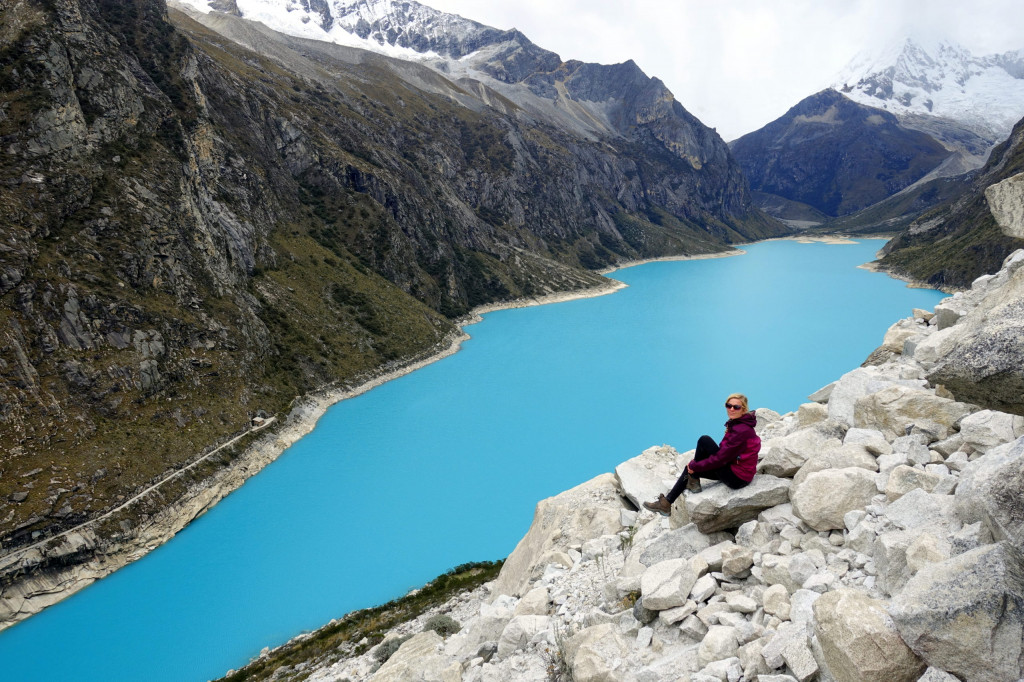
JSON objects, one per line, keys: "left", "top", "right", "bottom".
{"left": 283, "top": 250, "right": 1024, "bottom": 682}
{"left": 923, "top": 251, "right": 1024, "bottom": 415}
{"left": 985, "top": 171, "right": 1024, "bottom": 238}
{"left": 487, "top": 473, "right": 623, "bottom": 600}
{"left": 889, "top": 541, "right": 1024, "bottom": 682}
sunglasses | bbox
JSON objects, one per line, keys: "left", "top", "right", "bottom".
{"left": 725, "top": 403, "right": 743, "bottom": 410}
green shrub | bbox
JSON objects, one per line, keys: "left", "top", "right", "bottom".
{"left": 423, "top": 614, "right": 461, "bottom": 637}
{"left": 372, "top": 634, "right": 412, "bottom": 664}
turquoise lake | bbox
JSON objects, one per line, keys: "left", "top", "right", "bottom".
{"left": 0, "top": 239, "right": 946, "bottom": 681}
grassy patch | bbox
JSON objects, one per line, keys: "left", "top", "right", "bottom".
{"left": 217, "top": 560, "right": 503, "bottom": 682}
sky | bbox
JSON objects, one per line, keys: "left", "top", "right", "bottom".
{"left": 425, "top": 0, "right": 1024, "bottom": 141}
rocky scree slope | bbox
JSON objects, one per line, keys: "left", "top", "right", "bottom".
{"left": 876, "top": 113, "right": 1024, "bottom": 289}
{"left": 0, "top": 0, "right": 783, "bottom": 586}
{"left": 730, "top": 90, "right": 952, "bottom": 219}
{"left": 265, "top": 248, "right": 1024, "bottom": 682}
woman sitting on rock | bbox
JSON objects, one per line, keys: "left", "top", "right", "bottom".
{"left": 644, "top": 393, "right": 761, "bottom": 514}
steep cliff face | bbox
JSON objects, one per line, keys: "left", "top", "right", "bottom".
{"left": 877, "top": 115, "right": 1024, "bottom": 289}
{"left": 0, "top": 0, "right": 459, "bottom": 550}
{"left": 0, "top": 0, "right": 781, "bottom": 559}
{"left": 730, "top": 90, "right": 952, "bottom": 218}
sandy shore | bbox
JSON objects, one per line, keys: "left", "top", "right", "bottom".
{"left": 857, "top": 260, "right": 958, "bottom": 293}
{"left": 750, "top": 234, "right": 861, "bottom": 246}
{"left": 598, "top": 248, "right": 745, "bottom": 274}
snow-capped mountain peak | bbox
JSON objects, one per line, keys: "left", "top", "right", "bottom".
{"left": 833, "top": 36, "right": 1024, "bottom": 144}
{"left": 175, "top": 0, "right": 508, "bottom": 62}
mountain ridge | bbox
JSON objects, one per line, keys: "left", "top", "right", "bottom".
{"left": 730, "top": 89, "right": 952, "bottom": 218}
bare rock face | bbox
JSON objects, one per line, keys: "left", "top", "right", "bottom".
{"left": 489, "top": 474, "right": 623, "bottom": 599}
{"left": 684, "top": 475, "right": 791, "bottom": 533}
{"left": 888, "top": 542, "right": 1024, "bottom": 682}
{"left": 985, "top": 171, "right": 1024, "bottom": 238}
{"left": 928, "top": 251, "right": 1024, "bottom": 416}
{"left": 814, "top": 589, "right": 925, "bottom": 682}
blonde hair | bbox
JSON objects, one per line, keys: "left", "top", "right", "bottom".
{"left": 726, "top": 393, "right": 749, "bottom": 414}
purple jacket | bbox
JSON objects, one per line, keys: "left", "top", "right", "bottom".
{"left": 688, "top": 411, "right": 761, "bottom": 482}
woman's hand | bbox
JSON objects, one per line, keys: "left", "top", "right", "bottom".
{"left": 686, "top": 463, "right": 694, "bottom": 474}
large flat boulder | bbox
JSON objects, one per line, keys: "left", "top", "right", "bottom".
{"left": 955, "top": 436, "right": 1024, "bottom": 552}
{"left": 853, "top": 384, "right": 976, "bottom": 441}
{"left": 790, "top": 468, "right": 877, "bottom": 531}
{"left": 371, "top": 631, "right": 461, "bottom": 682}
{"left": 958, "top": 410, "right": 1024, "bottom": 452}
{"left": 759, "top": 425, "right": 844, "bottom": 477}
{"left": 640, "top": 558, "right": 699, "bottom": 611}
{"left": 615, "top": 445, "right": 682, "bottom": 511}
{"left": 889, "top": 542, "right": 1024, "bottom": 682}
{"left": 684, "top": 475, "right": 791, "bottom": 533}
{"left": 814, "top": 589, "right": 925, "bottom": 682}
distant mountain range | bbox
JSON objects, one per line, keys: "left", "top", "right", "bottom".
{"left": 834, "top": 37, "right": 1024, "bottom": 157}
{"left": 731, "top": 37, "right": 1024, "bottom": 236}
{"left": 187, "top": 2, "right": 1024, "bottom": 227}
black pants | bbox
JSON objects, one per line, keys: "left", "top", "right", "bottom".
{"left": 666, "top": 435, "right": 749, "bottom": 502}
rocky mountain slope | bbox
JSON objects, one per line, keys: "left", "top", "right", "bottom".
{"left": 0, "top": 0, "right": 783, "bottom": 622}
{"left": 730, "top": 90, "right": 951, "bottom": 218}
{"left": 875, "top": 114, "right": 1024, "bottom": 289}
{"left": 225, "top": 247, "right": 1024, "bottom": 682}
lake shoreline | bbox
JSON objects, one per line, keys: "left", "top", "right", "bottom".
{"left": 0, "top": 239, "right": 888, "bottom": 634}
{"left": 0, "top": 248, "right": 733, "bottom": 634}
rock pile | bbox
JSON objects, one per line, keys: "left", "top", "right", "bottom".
{"left": 308, "top": 250, "right": 1024, "bottom": 682}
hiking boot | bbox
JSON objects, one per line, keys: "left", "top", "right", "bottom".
{"left": 643, "top": 494, "right": 671, "bottom": 515}
{"left": 686, "top": 475, "right": 702, "bottom": 493}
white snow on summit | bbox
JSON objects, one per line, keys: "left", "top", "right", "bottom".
{"left": 833, "top": 37, "right": 1024, "bottom": 140}
{"left": 173, "top": 0, "right": 459, "bottom": 61}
